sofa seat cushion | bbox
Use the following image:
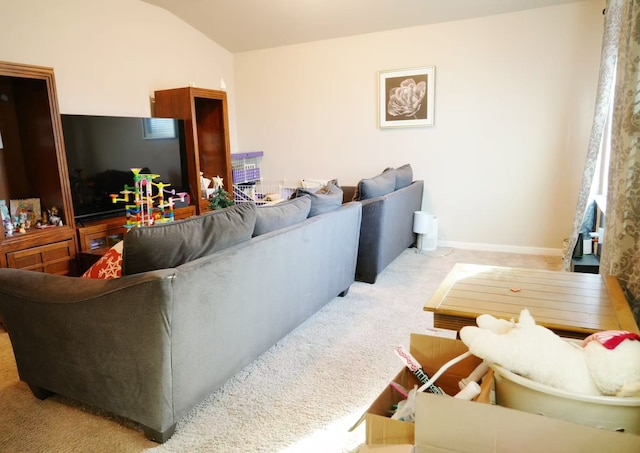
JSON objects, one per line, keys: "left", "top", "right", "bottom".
{"left": 292, "top": 180, "right": 343, "bottom": 217}
{"left": 253, "top": 195, "right": 312, "bottom": 236}
{"left": 122, "top": 202, "right": 257, "bottom": 275}
{"left": 81, "top": 241, "right": 123, "bottom": 279}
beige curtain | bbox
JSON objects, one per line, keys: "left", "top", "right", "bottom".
{"left": 600, "top": 0, "right": 640, "bottom": 316}
{"left": 563, "top": 0, "right": 640, "bottom": 322}
{"left": 561, "top": 1, "right": 621, "bottom": 271}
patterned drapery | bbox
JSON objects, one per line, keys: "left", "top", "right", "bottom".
{"left": 600, "top": 0, "right": 640, "bottom": 317}
{"left": 562, "top": 1, "right": 622, "bottom": 271}
{"left": 563, "top": 0, "right": 640, "bottom": 322}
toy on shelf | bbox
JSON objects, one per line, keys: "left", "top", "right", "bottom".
{"left": 110, "top": 168, "right": 188, "bottom": 229}
{"left": 200, "top": 172, "right": 225, "bottom": 199}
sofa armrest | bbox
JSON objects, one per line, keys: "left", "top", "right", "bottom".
{"left": 0, "top": 268, "right": 178, "bottom": 434}
{"left": 355, "top": 180, "right": 424, "bottom": 283}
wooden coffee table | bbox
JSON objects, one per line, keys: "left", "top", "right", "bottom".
{"left": 424, "top": 263, "right": 639, "bottom": 339}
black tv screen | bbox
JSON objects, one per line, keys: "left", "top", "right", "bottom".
{"left": 61, "top": 114, "right": 189, "bottom": 223}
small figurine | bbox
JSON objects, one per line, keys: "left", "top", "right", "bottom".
{"left": 48, "top": 206, "right": 63, "bottom": 226}
{"left": 18, "top": 211, "right": 28, "bottom": 233}
{"left": 200, "top": 172, "right": 212, "bottom": 191}
{"left": 3, "top": 219, "right": 13, "bottom": 236}
{"left": 212, "top": 176, "right": 224, "bottom": 190}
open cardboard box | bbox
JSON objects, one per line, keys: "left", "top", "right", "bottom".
{"left": 414, "top": 393, "right": 640, "bottom": 452}
{"left": 353, "top": 333, "right": 492, "bottom": 445}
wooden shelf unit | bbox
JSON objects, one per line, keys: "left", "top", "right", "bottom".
{"left": 0, "top": 61, "right": 78, "bottom": 275}
{"left": 153, "top": 87, "right": 232, "bottom": 215}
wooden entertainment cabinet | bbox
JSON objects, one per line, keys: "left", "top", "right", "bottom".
{"left": 74, "top": 86, "right": 233, "bottom": 258}
{"left": 153, "top": 87, "right": 233, "bottom": 215}
{"left": 0, "top": 62, "right": 233, "bottom": 274}
{"left": 0, "top": 61, "right": 78, "bottom": 275}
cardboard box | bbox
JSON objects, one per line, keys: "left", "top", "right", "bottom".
{"left": 354, "top": 334, "right": 492, "bottom": 445}
{"left": 414, "top": 393, "right": 640, "bottom": 452}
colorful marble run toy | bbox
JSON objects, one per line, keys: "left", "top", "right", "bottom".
{"left": 110, "top": 168, "right": 188, "bottom": 229}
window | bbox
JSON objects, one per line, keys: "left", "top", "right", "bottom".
{"left": 142, "top": 118, "right": 177, "bottom": 139}
{"left": 590, "top": 66, "right": 616, "bottom": 213}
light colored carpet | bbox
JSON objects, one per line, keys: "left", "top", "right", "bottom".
{"left": 0, "top": 247, "right": 560, "bottom": 452}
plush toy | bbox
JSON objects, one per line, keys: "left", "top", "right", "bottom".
{"left": 459, "top": 309, "right": 640, "bottom": 397}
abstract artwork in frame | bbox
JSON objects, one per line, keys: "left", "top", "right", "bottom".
{"left": 378, "top": 66, "right": 435, "bottom": 128}
{"left": 10, "top": 198, "right": 41, "bottom": 225}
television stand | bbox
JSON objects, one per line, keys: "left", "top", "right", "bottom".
{"left": 76, "top": 205, "right": 196, "bottom": 254}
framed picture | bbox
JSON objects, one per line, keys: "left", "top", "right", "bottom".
{"left": 10, "top": 198, "right": 41, "bottom": 225}
{"left": 378, "top": 66, "right": 435, "bottom": 128}
{"left": 0, "top": 200, "right": 9, "bottom": 221}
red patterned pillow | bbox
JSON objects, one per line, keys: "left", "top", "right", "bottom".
{"left": 82, "top": 241, "right": 123, "bottom": 279}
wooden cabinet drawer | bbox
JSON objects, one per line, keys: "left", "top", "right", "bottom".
{"left": 6, "top": 239, "right": 76, "bottom": 275}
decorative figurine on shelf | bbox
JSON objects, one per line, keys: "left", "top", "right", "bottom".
{"left": 211, "top": 175, "right": 224, "bottom": 190}
{"left": 18, "top": 210, "right": 28, "bottom": 233}
{"left": 206, "top": 178, "right": 234, "bottom": 211}
{"left": 3, "top": 218, "right": 14, "bottom": 236}
{"left": 36, "top": 210, "right": 47, "bottom": 228}
{"left": 48, "top": 206, "right": 63, "bottom": 226}
{"left": 110, "top": 168, "right": 188, "bottom": 229}
{"left": 201, "top": 172, "right": 224, "bottom": 199}
{"left": 200, "top": 172, "right": 212, "bottom": 192}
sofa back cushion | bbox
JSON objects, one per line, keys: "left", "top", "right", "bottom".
{"left": 253, "top": 195, "right": 311, "bottom": 236}
{"left": 292, "top": 180, "right": 343, "bottom": 217}
{"left": 122, "top": 202, "right": 257, "bottom": 275}
{"left": 353, "top": 170, "right": 396, "bottom": 201}
{"left": 387, "top": 163, "right": 413, "bottom": 190}
{"left": 353, "top": 163, "right": 414, "bottom": 200}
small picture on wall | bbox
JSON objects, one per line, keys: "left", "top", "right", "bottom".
{"left": 10, "top": 198, "right": 41, "bottom": 225}
{"left": 378, "top": 66, "right": 435, "bottom": 128}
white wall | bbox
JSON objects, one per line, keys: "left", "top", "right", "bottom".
{"left": 0, "top": 0, "right": 237, "bottom": 146}
{"left": 233, "top": 1, "right": 604, "bottom": 254}
{"left": 1, "top": 0, "right": 604, "bottom": 254}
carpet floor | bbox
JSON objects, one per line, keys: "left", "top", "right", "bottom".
{"left": 0, "top": 247, "right": 560, "bottom": 452}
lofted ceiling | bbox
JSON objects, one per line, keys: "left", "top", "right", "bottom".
{"left": 141, "top": 0, "right": 586, "bottom": 53}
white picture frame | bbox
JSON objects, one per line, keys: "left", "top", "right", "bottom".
{"left": 378, "top": 66, "right": 435, "bottom": 128}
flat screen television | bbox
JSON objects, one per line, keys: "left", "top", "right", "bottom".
{"left": 61, "top": 114, "right": 189, "bottom": 223}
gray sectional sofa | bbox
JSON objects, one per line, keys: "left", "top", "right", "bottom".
{"left": 342, "top": 164, "right": 424, "bottom": 283}
{"left": 0, "top": 197, "right": 362, "bottom": 442}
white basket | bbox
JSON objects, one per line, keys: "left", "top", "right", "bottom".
{"left": 492, "top": 363, "right": 640, "bottom": 434}
{"left": 233, "top": 180, "right": 299, "bottom": 205}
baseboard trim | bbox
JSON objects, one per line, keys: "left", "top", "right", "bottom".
{"left": 438, "top": 241, "right": 563, "bottom": 256}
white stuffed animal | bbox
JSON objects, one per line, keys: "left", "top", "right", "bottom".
{"left": 459, "top": 309, "right": 640, "bottom": 397}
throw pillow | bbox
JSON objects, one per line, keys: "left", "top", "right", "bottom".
{"left": 292, "top": 180, "right": 343, "bottom": 217}
{"left": 82, "top": 241, "right": 123, "bottom": 279}
{"left": 353, "top": 170, "right": 396, "bottom": 200}
{"left": 387, "top": 163, "right": 413, "bottom": 190}
{"left": 122, "top": 202, "right": 257, "bottom": 275}
{"left": 253, "top": 195, "right": 312, "bottom": 236}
